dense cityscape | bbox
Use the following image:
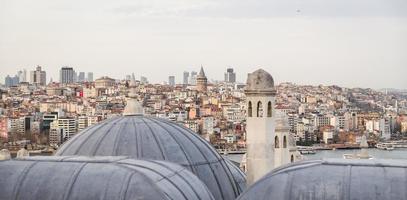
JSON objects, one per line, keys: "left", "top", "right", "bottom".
{"left": 1, "top": 65, "right": 406, "bottom": 155}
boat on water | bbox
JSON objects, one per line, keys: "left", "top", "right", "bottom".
{"left": 297, "top": 146, "right": 316, "bottom": 154}
{"left": 376, "top": 143, "right": 395, "bottom": 150}
{"left": 343, "top": 153, "right": 373, "bottom": 159}
{"left": 343, "top": 134, "right": 373, "bottom": 159}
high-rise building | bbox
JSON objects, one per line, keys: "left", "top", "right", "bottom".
{"left": 183, "top": 71, "right": 189, "bottom": 85}
{"left": 168, "top": 76, "right": 175, "bottom": 86}
{"left": 87, "top": 72, "right": 94, "bottom": 82}
{"left": 196, "top": 67, "right": 207, "bottom": 92}
{"left": 78, "top": 72, "right": 85, "bottom": 82}
{"left": 59, "top": 67, "right": 75, "bottom": 84}
{"left": 17, "top": 70, "right": 27, "bottom": 82}
{"left": 30, "top": 66, "right": 46, "bottom": 86}
{"left": 224, "top": 68, "right": 236, "bottom": 83}
{"left": 140, "top": 76, "right": 148, "bottom": 84}
{"left": 58, "top": 118, "right": 77, "bottom": 142}
{"left": 190, "top": 71, "right": 197, "bottom": 85}
{"left": 4, "top": 75, "right": 19, "bottom": 87}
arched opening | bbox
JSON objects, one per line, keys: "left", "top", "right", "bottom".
{"left": 274, "top": 136, "right": 279, "bottom": 148}
{"left": 291, "top": 155, "right": 294, "bottom": 163}
{"left": 248, "top": 101, "right": 252, "bottom": 117}
{"left": 283, "top": 136, "right": 287, "bottom": 148}
{"left": 257, "top": 101, "right": 263, "bottom": 117}
{"left": 267, "top": 101, "right": 272, "bottom": 117}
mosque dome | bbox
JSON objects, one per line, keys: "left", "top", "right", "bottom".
{"left": 245, "top": 69, "right": 275, "bottom": 92}
{"left": 55, "top": 115, "right": 244, "bottom": 200}
{"left": 0, "top": 156, "right": 214, "bottom": 200}
{"left": 237, "top": 159, "right": 407, "bottom": 200}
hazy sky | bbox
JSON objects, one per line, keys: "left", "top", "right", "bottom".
{"left": 0, "top": 0, "right": 406, "bottom": 89}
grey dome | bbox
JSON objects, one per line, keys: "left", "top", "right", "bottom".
{"left": 0, "top": 156, "right": 214, "bottom": 200}
{"left": 56, "top": 116, "right": 244, "bottom": 200}
{"left": 224, "top": 158, "right": 247, "bottom": 193}
{"left": 245, "top": 69, "right": 275, "bottom": 91}
{"left": 237, "top": 159, "right": 407, "bottom": 200}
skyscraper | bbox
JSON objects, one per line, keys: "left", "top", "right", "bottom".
{"left": 17, "top": 70, "right": 27, "bottom": 82}
{"left": 224, "top": 68, "right": 236, "bottom": 83}
{"left": 190, "top": 71, "right": 197, "bottom": 85}
{"left": 140, "top": 76, "right": 148, "bottom": 84}
{"left": 87, "top": 72, "right": 94, "bottom": 82}
{"left": 78, "top": 72, "right": 85, "bottom": 82}
{"left": 196, "top": 67, "right": 207, "bottom": 92}
{"left": 30, "top": 66, "right": 46, "bottom": 86}
{"left": 4, "top": 75, "right": 19, "bottom": 87}
{"left": 168, "top": 76, "right": 175, "bottom": 86}
{"left": 183, "top": 71, "right": 189, "bottom": 85}
{"left": 59, "top": 67, "right": 75, "bottom": 84}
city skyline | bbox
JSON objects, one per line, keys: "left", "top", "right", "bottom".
{"left": 1, "top": 0, "right": 406, "bottom": 89}
{"left": 1, "top": 65, "right": 406, "bottom": 90}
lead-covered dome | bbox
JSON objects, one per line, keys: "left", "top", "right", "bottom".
{"left": 0, "top": 156, "right": 214, "bottom": 200}
{"left": 237, "top": 159, "right": 407, "bottom": 200}
{"left": 56, "top": 116, "right": 244, "bottom": 200}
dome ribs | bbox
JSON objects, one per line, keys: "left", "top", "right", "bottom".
{"left": 140, "top": 117, "right": 167, "bottom": 160}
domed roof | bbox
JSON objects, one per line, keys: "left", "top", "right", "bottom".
{"left": 224, "top": 158, "right": 247, "bottom": 193}
{"left": 237, "top": 159, "right": 407, "bottom": 200}
{"left": 0, "top": 156, "right": 214, "bottom": 200}
{"left": 245, "top": 69, "right": 275, "bottom": 92}
{"left": 56, "top": 116, "right": 244, "bottom": 200}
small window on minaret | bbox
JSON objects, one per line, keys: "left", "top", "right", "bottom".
{"left": 248, "top": 101, "right": 252, "bottom": 117}
{"left": 274, "top": 136, "right": 279, "bottom": 148}
{"left": 267, "top": 101, "right": 272, "bottom": 117}
{"left": 291, "top": 155, "right": 294, "bottom": 162}
{"left": 283, "top": 136, "right": 287, "bottom": 148}
{"left": 257, "top": 101, "right": 263, "bottom": 117}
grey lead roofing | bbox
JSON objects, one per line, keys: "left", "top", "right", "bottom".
{"left": 55, "top": 116, "right": 245, "bottom": 200}
{"left": 237, "top": 159, "right": 407, "bottom": 200}
{"left": 0, "top": 156, "right": 214, "bottom": 200}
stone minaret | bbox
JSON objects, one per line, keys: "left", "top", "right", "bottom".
{"left": 123, "top": 77, "right": 144, "bottom": 116}
{"left": 196, "top": 66, "right": 207, "bottom": 92}
{"left": 244, "top": 69, "right": 276, "bottom": 185}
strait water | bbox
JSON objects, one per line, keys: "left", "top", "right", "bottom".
{"left": 226, "top": 148, "right": 407, "bottom": 163}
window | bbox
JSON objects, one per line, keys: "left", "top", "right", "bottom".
{"left": 274, "top": 136, "right": 279, "bottom": 148}
{"left": 248, "top": 101, "right": 252, "bottom": 117}
{"left": 283, "top": 136, "right": 287, "bottom": 148}
{"left": 267, "top": 101, "right": 272, "bottom": 117}
{"left": 257, "top": 101, "right": 263, "bottom": 117}
{"left": 291, "top": 155, "right": 294, "bottom": 163}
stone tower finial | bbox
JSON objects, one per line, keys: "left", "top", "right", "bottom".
{"left": 123, "top": 77, "right": 144, "bottom": 116}
{"left": 245, "top": 69, "right": 275, "bottom": 95}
